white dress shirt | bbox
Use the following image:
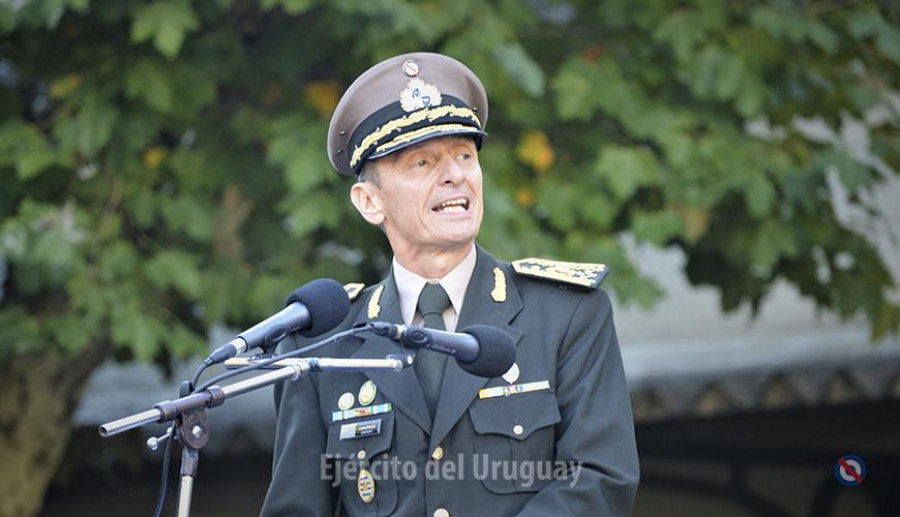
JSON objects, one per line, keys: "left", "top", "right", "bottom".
{"left": 391, "top": 245, "right": 477, "bottom": 333}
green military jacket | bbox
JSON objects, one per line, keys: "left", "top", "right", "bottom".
{"left": 261, "top": 246, "right": 639, "bottom": 516}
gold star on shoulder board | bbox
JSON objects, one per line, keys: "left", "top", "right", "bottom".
{"left": 512, "top": 258, "right": 608, "bottom": 290}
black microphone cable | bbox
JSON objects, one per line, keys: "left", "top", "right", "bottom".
{"left": 151, "top": 422, "right": 176, "bottom": 517}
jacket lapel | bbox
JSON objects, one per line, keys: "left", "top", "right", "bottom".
{"left": 429, "top": 246, "right": 524, "bottom": 452}
{"left": 351, "top": 274, "right": 433, "bottom": 434}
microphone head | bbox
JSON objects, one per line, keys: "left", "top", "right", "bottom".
{"left": 457, "top": 325, "right": 516, "bottom": 378}
{"left": 285, "top": 279, "right": 351, "bottom": 337}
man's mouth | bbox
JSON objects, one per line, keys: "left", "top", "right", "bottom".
{"left": 432, "top": 197, "right": 469, "bottom": 213}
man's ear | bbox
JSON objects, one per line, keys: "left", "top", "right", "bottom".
{"left": 350, "top": 182, "right": 386, "bottom": 226}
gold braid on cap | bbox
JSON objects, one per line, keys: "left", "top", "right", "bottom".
{"left": 349, "top": 105, "right": 480, "bottom": 169}
{"left": 374, "top": 124, "right": 477, "bottom": 155}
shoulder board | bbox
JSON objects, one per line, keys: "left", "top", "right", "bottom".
{"left": 343, "top": 283, "right": 366, "bottom": 301}
{"left": 511, "top": 258, "right": 608, "bottom": 290}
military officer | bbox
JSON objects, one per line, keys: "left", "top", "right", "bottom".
{"left": 261, "top": 52, "right": 639, "bottom": 517}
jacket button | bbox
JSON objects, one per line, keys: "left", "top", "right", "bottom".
{"left": 431, "top": 446, "right": 444, "bottom": 460}
{"left": 513, "top": 424, "right": 524, "bottom": 436}
{"left": 356, "top": 450, "right": 366, "bottom": 460}
{"left": 434, "top": 509, "right": 450, "bottom": 517}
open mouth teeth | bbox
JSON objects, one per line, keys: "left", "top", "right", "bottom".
{"left": 433, "top": 198, "right": 469, "bottom": 213}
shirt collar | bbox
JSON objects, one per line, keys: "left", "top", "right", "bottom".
{"left": 392, "top": 245, "right": 478, "bottom": 326}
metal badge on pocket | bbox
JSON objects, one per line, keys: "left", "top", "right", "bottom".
{"left": 357, "top": 468, "right": 375, "bottom": 503}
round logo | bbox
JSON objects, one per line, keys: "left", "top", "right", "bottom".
{"left": 358, "top": 380, "right": 377, "bottom": 406}
{"left": 357, "top": 468, "right": 376, "bottom": 503}
{"left": 338, "top": 392, "right": 355, "bottom": 411}
{"left": 834, "top": 455, "right": 866, "bottom": 487}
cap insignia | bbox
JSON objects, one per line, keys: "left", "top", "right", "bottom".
{"left": 400, "top": 78, "right": 442, "bottom": 113}
{"left": 512, "top": 258, "right": 609, "bottom": 290}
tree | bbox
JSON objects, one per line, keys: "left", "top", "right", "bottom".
{"left": 1, "top": 1, "right": 898, "bottom": 515}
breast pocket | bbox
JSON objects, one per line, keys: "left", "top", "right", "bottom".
{"left": 325, "top": 411, "right": 398, "bottom": 517}
{"left": 468, "top": 390, "right": 561, "bottom": 494}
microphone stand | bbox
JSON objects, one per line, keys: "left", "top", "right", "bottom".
{"left": 99, "top": 355, "right": 411, "bottom": 517}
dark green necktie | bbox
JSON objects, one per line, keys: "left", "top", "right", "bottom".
{"left": 414, "top": 283, "right": 451, "bottom": 416}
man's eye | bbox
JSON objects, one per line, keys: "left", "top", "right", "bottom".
{"left": 415, "top": 159, "right": 429, "bottom": 168}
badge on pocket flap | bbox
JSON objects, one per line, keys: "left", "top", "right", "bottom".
{"left": 479, "top": 380, "right": 550, "bottom": 400}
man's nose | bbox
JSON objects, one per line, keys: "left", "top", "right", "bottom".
{"left": 438, "top": 156, "right": 465, "bottom": 185}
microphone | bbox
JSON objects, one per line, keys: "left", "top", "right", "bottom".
{"left": 369, "top": 323, "right": 516, "bottom": 378}
{"left": 206, "top": 279, "right": 351, "bottom": 365}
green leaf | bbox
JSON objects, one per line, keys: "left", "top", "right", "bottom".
{"left": 98, "top": 241, "right": 139, "bottom": 281}
{"left": 745, "top": 175, "right": 775, "bottom": 218}
{"left": 17, "top": 149, "right": 61, "bottom": 180}
{"left": 747, "top": 220, "right": 799, "bottom": 270}
{"left": 814, "top": 149, "right": 871, "bottom": 193}
{"left": 536, "top": 183, "right": 578, "bottom": 231}
{"left": 654, "top": 11, "right": 702, "bottom": 62}
{"left": 282, "top": 192, "right": 341, "bottom": 238}
{"left": 0, "top": 307, "right": 41, "bottom": 357}
{"left": 807, "top": 21, "right": 839, "bottom": 55}
{"left": 131, "top": 0, "right": 199, "bottom": 58}
{"left": 491, "top": 44, "right": 545, "bottom": 97}
{"left": 593, "top": 146, "right": 660, "bottom": 200}
{"left": 551, "top": 59, "right": 601, "bottom": 121}
{"left": 0, "top": 121, "right": 64, "bottom": 180}
{"left": 714, "top": 55, "right": 744, "bottom": 100}
{"left": 631, "top": 210, "right": 684, "bottom": 246}
{"left": 847, "top": 9, "right": 882, "bottom": 39}
{"left": 875, "top": 24, "right": 900, "bottom": 63}
{"left": 54, "top": 94, "right": 117, "bottom": 157}
{"left": 144, "top": 250, "right": 202, "bottom": 297}
{"left": 168, "top": 325, "right": 206, "bottom": 358}
{"left": 125, "top": 59, "right": 174, "bottom": 112}
{"left": 261, "top": 0, "right": 315, "bottom": 15}
{"left": 159, "top": 195, "right": 215, "bottom": 242}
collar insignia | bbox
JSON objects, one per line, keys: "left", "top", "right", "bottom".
{"left": 367, "top": 284, "right": 385, "bottom": 319}
{"left": 491, "top": 267, "right": 507, "bottom": 302}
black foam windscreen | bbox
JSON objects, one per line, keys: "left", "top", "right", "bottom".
{"left": 457, "top": 325, "right": 516, "bottom": 378}
{"left": 285, "top": 278, "right": 351, "bottom": 337}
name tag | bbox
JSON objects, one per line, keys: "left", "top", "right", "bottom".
{"left": 340, "top": 418, "right": 382, "bottom": 441}
{"left": 332, "top": 402, "right": 393, "bottom": 423}
{"left": 479, "top": 380, "right": 551, "bottom": 400}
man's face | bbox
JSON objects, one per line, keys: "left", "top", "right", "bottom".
{"left": 361, "top": 136, "right": 484, "bottom": 257}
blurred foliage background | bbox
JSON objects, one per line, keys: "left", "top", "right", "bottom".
{"left": 0, "top": 0, "right": 898, "bottom": 515}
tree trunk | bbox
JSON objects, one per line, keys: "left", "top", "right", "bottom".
{"left": 0, "top": 342, "right": 108, "bottom": 517}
